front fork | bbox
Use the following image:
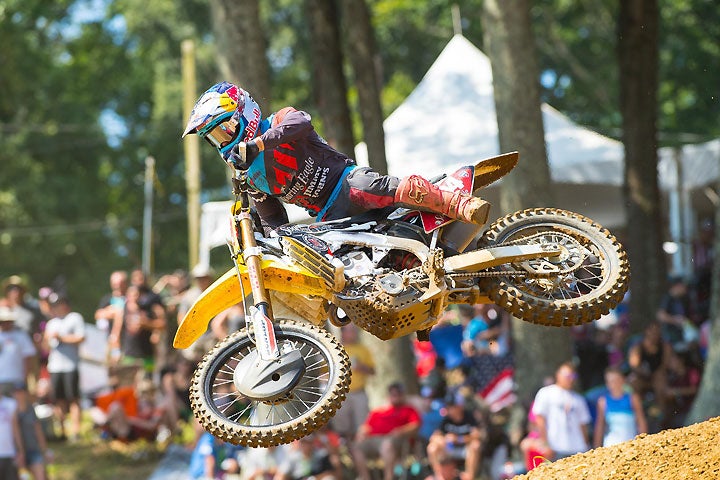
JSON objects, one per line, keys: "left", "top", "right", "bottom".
{"left": 231, "top": 174, "right": 280, "bottom": 362}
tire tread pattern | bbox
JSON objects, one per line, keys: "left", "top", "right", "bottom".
{"left": 480, "top": 208, "right": 630, "bottom": 327}
{"left": 190, "top": 318, "right": 350, "bottom": 447}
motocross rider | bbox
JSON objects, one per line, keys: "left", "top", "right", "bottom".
{"left": 183, "top": 81, "right": 491, "bottom": 230}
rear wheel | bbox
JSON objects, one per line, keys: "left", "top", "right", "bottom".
{"left": 479, "top": 208, "right": 629, "bottom": 326}
{"left": 190, "top": 318, "right": 350, "bottom": 447}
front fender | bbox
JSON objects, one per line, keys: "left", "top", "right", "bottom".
{"left": 173, "top": 257, "right": 329, "bottom": 349}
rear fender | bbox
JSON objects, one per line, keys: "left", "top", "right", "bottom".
{"left": 173, "top": 258, "right": 329, "bottom": 349}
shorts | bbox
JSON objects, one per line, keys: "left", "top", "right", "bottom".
{"left": 357, "top": 434, "right": 409, "bottom": 458}
{"left": 50, "top": 370, "right": 80, "bottom": 402}
{"left": 26, "top": 450, "right": 45, "bottom": 466}
{"left": 331, "top": 390, "right": 369, "bottom": 437}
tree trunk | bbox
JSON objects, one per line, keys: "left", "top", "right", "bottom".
{"left": 340, "top": 0, "right": 388, "bottom": 174}
{"left": 361, "top": 333, "right": 418, "bottom": 409}
{"left": 482, "top": 0, "right": 572, "bottom": 406}
{"left": 686, "top": 198, "right": 720, "bottom": 424}
{"left": 618, "top": 0, "right": 664, "bottom": 333}
{"left": 305, "top": 0, "right": 356, "bottom": 155}
{"left": 210, "top": 0, "right": 272, "bottom": 106}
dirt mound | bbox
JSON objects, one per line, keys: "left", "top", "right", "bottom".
{"left": 515, "top": 416, "right": 720, "bottom": 480}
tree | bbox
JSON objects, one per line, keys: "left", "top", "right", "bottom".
{"left": 481, "top": 0, "right": 573, "bottom": 405}
{"left": 210, "top": 0, "right": 271, "bottom": 104}
{"left": 618, "top": 0, "right": 665, "bottom": 332}
{"left": 686, "top": 200, "right": 720, "bottom": 424}
{"left": 340, "top": 0, "right": 388, "bottom": 174}
{"left": 305, "top": 0, "right": 355, "bottom": 154}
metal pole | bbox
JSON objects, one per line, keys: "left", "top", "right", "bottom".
{"left": 182, "top": 39, "right": 201, "bottom": 269}
{"left": 142, "top": 156, "right": 155, "bottom": 275}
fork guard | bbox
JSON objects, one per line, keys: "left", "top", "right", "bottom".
{"left": 173, "top": 258, "right": 329, "bottom": 349}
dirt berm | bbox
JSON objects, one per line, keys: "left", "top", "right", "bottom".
{"left": 515, "top": 416, "right": 720, "bottom": 479}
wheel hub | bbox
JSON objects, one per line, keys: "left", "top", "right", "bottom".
{"left": 233, "top": 347, "right": 306, "bottom": 401}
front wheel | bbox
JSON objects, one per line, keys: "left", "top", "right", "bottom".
{"left": 190, "top": 318, "right": 350, "bottom": 447}
{"left": 479, "top": 208, "right": 629, "bottom": 327}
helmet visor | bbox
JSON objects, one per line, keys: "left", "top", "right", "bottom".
{"left": 203, "top": 118, "right": 240, "bottom": 149}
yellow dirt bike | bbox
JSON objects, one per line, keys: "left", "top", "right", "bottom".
{"left": 173, "top": 151, "right": 629, "bottom": 447}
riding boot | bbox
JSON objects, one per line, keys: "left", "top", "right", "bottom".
{"left": 394, "top": 175, "right": 491, "bottom": 225}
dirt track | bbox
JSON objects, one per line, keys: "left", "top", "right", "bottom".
{"left": 515, "top": 416, "right": 720, "bottom": 480}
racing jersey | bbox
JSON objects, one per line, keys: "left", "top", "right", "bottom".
{"left": 247, "top": 107, "right": 355, "bottom": 227}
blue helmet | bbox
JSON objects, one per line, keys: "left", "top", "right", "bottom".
{"left": 182, "top": 81, "right": 262, "bottom": 157}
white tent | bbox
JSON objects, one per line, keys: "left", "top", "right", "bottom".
{"left": 357, "top": 34, "right": 628, "bottom": 228}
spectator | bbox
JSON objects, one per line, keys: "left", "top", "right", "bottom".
{"left": 426, "top": 391, "right": 484, "bottom": 480}
{"left": 593, "top": 367, "right": 647, "bottom": 448}
{"left": 152, "top": 269, "right": 190, "bottom": 323}
{"left": 94, "top": 271, "right": 128, "bottom": 334}
{"left": 43, "top": 293, "right": 85, "bottom": 442}
{"left": 91, "top": 377, "right": 171, "bottom": 444}
{"left": 129, "top": 268, "right": 167, "bottom": 366}
{"left": 462, "top": 304, "right": 507, "bottom": 357}
{"left": 160, "top": 357, "right": 194, "bottom": 428}
{"left": 109, "top": 285, "right": 158, "bottom": 376}
{"left": 0, "top": 307, "right": 37, "bottom": 396}
{"left": 177, "top": 264, "right": 216, "bottom": 322}
{"left": 0, "top": 390, "right": 26, "bottom": 480}
{"left": 13, "top": 383, "right": 52, "bottom": 480}
{"left": 519, "top": 404, "right": 553, "bottom": 472}
{"left": 210, "top": 303, "right": 246, "bottom": 341}
{"left": 531, "top": 362, "right": 591, "bottom": 461}
{"left": 661, "top": 351, "right": 701, "bottom": 429}
{"left": 424, "top": 454, "right": 462, "bottom": 480}
{"left": 331, "top": 324, "right": 375, "bottom": 442}
{"left": 3, "top": 276, "right": 43, "bottom": 337}
{"left": 656, "top": 277, "right": 693, "bottom": 348}
{"left": 275, "top": 435, "right": 337, "bottom": 480}
{"left": 237, "top": 445, "right": 285, "bottom": 480}
{"left": 627, "top": 322, "right": 672, "bottom": 406}
{"left": 351, "top": 382, "right": 421, "bottom": 480}
{"left": 574, "top": 326, "right": 609, "bottom": 391}
{"left": 188, "top": 430, "right": 242, "bottom": 480}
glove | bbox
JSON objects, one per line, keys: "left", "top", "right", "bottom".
{"left": 224, "top": 141, "right": 261, "bottom": 170}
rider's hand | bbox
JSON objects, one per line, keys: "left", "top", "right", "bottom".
{"left": 246, "top": 140, "right": 261, "bottom": 163}
{"left": 224, "top": 140, "right": 261, "bottom": 170}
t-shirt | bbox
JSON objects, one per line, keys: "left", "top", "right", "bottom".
{"left": 532, "top": 384, "right": 591, "bottom": 454}
{"left": 366, "top": 404, "right": 421, "bottom": 436}
{"left": 601, "top": 392, "right": 637, "bottom": 446}
{"left": 45, "top": 312, "right": 85, "bottom": 373}
{"left": 0, "top": 328, "right": 37, "bottom": 383}
{"left": 437, "top": 410, "right": 479, "bottom": 441}
{"left": 0, "top": 396, "right": 18, "bottom": 458}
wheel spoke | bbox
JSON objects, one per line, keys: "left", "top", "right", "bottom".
{"left": 196, "top": 322, "right": 347, "bottom": 439}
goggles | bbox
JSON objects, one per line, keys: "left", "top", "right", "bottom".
{"left": 202, "top": 118, "right": 241, "bottom": 150}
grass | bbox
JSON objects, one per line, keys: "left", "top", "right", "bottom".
{"left": 46, "top": 436, "right": 164, "bottom": 480}
{"left": 41, "top": 412, "right": 199, "bottom": 480}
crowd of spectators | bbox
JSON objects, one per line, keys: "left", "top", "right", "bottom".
{"left": 0, "top": 217, "right": 714, "bottom": 479}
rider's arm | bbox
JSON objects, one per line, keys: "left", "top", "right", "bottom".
{"left": 249, "top": 191, "right": 289, "bottom": 230}
{"left": 250, "top": 108, "right": 313, "bottom": 152}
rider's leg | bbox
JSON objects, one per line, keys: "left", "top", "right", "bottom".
{"left": 394, "top": 175, "right": 490, "bottom": 226}
{"left": 321, "top": 167, "right": 490, "bottom": 226}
